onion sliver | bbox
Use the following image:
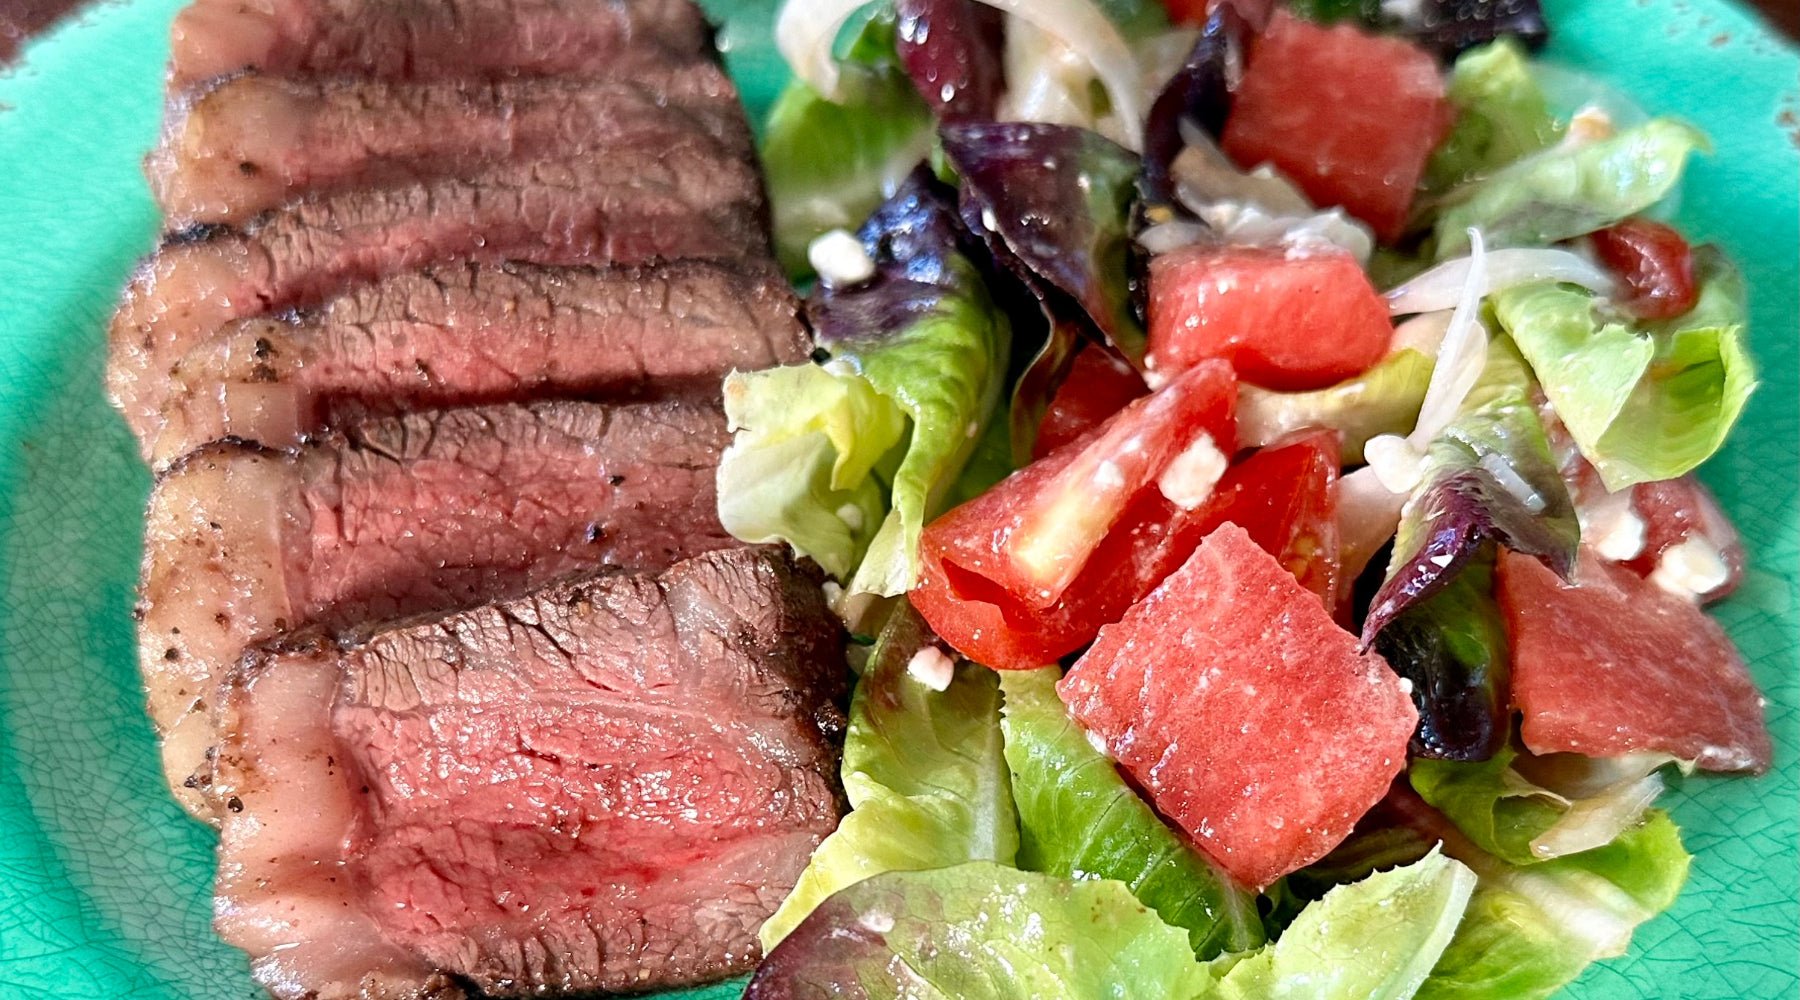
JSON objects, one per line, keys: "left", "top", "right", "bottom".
{"left": 1408, "top": 227, "right": 1492, "bottom": 449}
{"left": 1385, "top": 247, "right": 1613, "bottom": 316}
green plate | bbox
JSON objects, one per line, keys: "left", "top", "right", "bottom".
{"left": 0, "top": 1, "right": 1792, "bottom": 997}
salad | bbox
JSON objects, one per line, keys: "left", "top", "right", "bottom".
{"left": 718, "top": 0, "right": 1770, "bottom": 995}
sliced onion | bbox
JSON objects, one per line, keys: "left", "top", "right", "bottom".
{"left": 1172, "top": 128, "right": 1312, "bottom": 216}
{"left": 776, "top": 0, "right": 1147, "bottom": 147}
{"left": 1135, "top": 219, "right": 1212, "bottom": 255}
{"left": 774, "top": 0, "right": 879, "bottom": 105}
{"left": 1385, "top": 247, "right": 1614, "bottom": 315}
{"left": 1337, "top": 464, "right": 1409, "bottom": 590}
{"left": 1407, "top": 228, "right": 1491, "bottom": 449}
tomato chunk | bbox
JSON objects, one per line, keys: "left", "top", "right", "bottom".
{"left": 1209, "top": 429, "right": 1341, "bottom": 604}
{"left": 1059, "top": 523, "right": 1417, "bottom": 890}
{"left": 1623, "top": 475, "right": 1745, "bottom": 602}
{"left": 1147, "top": 245, "right": 1392, "bottom": 391}
{"left": 1220, "top": 11, "right": 1451, "bottom": 242}
{"left": 913, "top": 361, "right": 1237, "bottom": 669}
{"left": 1590, "top": 219, "right": 1699, "bottom": 320}
{"left": 1034, "top": 346, "right": 1148, "bottom": 460}
{"left": 1497, "top": 548, "right": 1771, "bottom": 773}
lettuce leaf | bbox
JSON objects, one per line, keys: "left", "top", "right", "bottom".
{"left": 1411, "top": 746, "right": 1673, "bottom": 865}
{"left": 940, "top": 122, "right": 1144, "bottom": 457}
{"left": 1371, "top": 553, "right": 1511, "bottom": 762}
{"left": 998, "top": 667, "right": 1264, "bottom": 959}
{"left": 749, "top": 863, "right": 1216, "bottom": 1000}
{"left": 1238, "top": 349, "right": 1434, "bottom": 465}
{"left": 1207, "top": 849, "right": 1477, "bottom": 1000}
{"left": 1415, "top": 811, "right": 1690, "bottom": 1000}
{"left": 751, "top": 853, "right": 1477, "bottom": 1000}
{"left": 1492, "top": 249, "right": 1755, "bottom": 490}
{"left": 1363, "top": 336, "right": 1578, "bottom": 645}
{"left": 722, "top": 170, "right": 1010, "bottom": 594}
{"left": 1425, "top": 39, "right": 1564, "bottom": 193}
{"left": 1431, "top": 119, "right": 1708, "bottom": 259}
{"left": 718, "top": 364, "right": 903, "bottom": 579}
{"left": 758, "top": 603, "right": 1018, "bottom": 949}
{"left": 760, "top": 13, "right": 935, "bottom": 276}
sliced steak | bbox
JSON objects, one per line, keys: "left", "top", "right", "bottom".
{"left": 109, "top": 145, "right": 769, "bottom": 445}
{"left": 167, "top": 0, "right": 712, "bottom": 89}
{"left": 151, "top": 66, "right": 753, "bottom": 227}
{"left": 140, "top": 399, "right": 732, "bottom": 818}
{"left": 150, "top": 261, "right": 807, "bottom": 466}
{"left": 213, "top": 547, "right": 846, "bottom": 1000}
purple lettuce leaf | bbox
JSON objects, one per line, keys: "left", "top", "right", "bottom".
{"left": 1372, "top": 550, "right": 1510, "bottom": 761}
{"left": 895, "top": 0, "right": 1006, "bottom": 121}
{"left": 940, "top": 122, "right": 1145, "bottom": 363}
{"left": 1142, "top": 1, "right": 1254, "bottom": 205}
{"left": 808, "top": 166, "right": 981, "bottom": 349}
{"left": 1361, "top": 338, "right": 1577, "bottom": 647}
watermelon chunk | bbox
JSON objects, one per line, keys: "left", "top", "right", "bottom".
{"left": 1147, "top": 245, "right": 1392, "bottom": 392}
{"left": 1058, "top": 523, "right": 1417, "bottom": 890}
{"left": 1220, "top": 11, "right": 1451, "bottom": 242}
{"left": 1497, "top": 548, "right": 1771, "bottom": 773}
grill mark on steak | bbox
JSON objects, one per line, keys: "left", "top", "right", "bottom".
{"left": 212, "top": 548, "right": 846, "bottom": 1000}
{"left": 139, "top": 399, "right": 733, "bottom": 819}
{"left": 149, "top": 260, "right": 807, "bottom": 466}
{"left": 167, "top": 0, "right": 714, "bottom": 89}
{"left": 108, "top": 144, "right": 770, "bottom": 447}
{"left": 150, "top": 65, "right": 753, "bottom": 227}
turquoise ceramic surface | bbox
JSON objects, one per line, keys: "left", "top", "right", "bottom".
{"left": 0, "top": 1, "right": 1793, "bottom": 997}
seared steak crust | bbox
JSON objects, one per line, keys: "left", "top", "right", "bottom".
{"left": 167, "top": 0, "right": 714, "bottom": 89}
{"left": 150, "top": 260, "right": 806, "bottom": 465}
{"left": 109, "top": 145, "right": 768, "bottom": 444}
{"left": 150, "top": 65, "right": 753, "bottom": 227}
{"left": 140, "top": 399, "right": 732, "bottom": 817}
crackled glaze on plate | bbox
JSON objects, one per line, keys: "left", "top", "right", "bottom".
{"left": 0, "top": 1, "right": 1792, "bottom": 997}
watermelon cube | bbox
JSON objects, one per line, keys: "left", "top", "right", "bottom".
{"left": 1058, "top": 523, "right": 1417, "bottom": 890}
{"left": 1497, "top": 548, "right": 1771, "bottom": 773}
{"left": 1146, "top": 245, "right": 1393, "bottom": 392}
{"left": 1220, "top": 11, "right": 1452, "bottom": 242}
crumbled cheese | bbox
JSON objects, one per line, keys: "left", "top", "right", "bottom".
{"left": 836, "top": 503, "right": 865, "bottom": 532}
{"left": 1397, "top": 677, "right": 1415, "bottom": 696}
{"left": 906, "top": 646, "right": 956, "bottom": 692}
{"left": 1578, "top": 489, "right": 1647, "bottom": 562}
{"left": 1649, "top": 536, "right": 1729, "bottom": 599}
{"left": 1364, "top": 434, "right": 1426, "bottom": 495}
{"left": 1156, "top": 432, "right": 1228, "bottom": 510}
{"left": 807, "top": 228, "right": 875, "bottom": 287}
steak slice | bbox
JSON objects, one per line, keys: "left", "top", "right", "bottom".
{"left": 150, "top": 261, "right": 808, "bottom": 466}
{"left": 167, "top": 0, "right": 713, "bottom": 89}
{"left": 140, "top": 399, "right": 732, "bottom": 818}
{"left": 150, "top": 66, "right": 754, "bottom": 227}
{"left": 213, "top": 547, "right": 847, "bottom": 1000}
{"left": 109, "top": 145, "right": 769, "bottom": 444}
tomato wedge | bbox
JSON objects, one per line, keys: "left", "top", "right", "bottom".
{"left": 1591, "top": 218, "right": 1699, "bottom": 320}
{"left": 914, "top": 361, "right": 1238, "bottom": 669}
{"left": 915, "top": 418, "right": 1347, "bottom": 669}
{"left": 1209, "top": 428, "right": 1341, "bottom": 604}
{"left": 1034, "top": 346, "right": 1148, "bottom": 460}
